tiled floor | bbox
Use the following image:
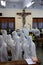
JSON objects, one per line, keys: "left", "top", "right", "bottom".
{"left": 36, "top": 47, "right": 43, "bottom": 65}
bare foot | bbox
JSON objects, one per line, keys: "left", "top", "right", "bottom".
{"left": 32, "top": 57, "right": 38, "bottom": 62}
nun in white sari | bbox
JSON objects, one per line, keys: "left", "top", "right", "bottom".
{"left": 0, "top": 35, "right": 8, "bottom": 62}
{"left": 20, "top": 32, "right": 38, "bottom": 62}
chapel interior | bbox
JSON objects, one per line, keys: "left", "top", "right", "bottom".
{"left": 0, "top": 0, "right": 43, "bottom": 65}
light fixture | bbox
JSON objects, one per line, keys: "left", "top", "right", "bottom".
{"left": 26, "top": 1, "right": 34, "bottom": 8}
{"left": 1, "top": 0, "right": 6, "bottom": 7}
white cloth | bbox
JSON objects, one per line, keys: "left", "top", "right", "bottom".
{"left": 29, "top": 28, "right": 40, "bottom": 37}
{"left": 1, "top": 30, "right": 7, "bottom": 35}
{"left": 12, "top": 31, "right": 19, "bottom": 40}
{"left": 6, "top": 34, "right": 16, "bottom": 60}
{"left": 20, "top": 32, "right": 37, "bottom": 59}
{"left": 23, "top": 36, "right": 37, "bottom": 59}
{"left": 15, "top": 38, "right": 22, "bottom": 60}
{"left": 30, "top": 41, "right": 37, "bottom": 57}
{"left": 20, "top": 32, "right": 30, "bottom": 59}
{"left": 12, "top": 31, "right": 20, "bottom": 44}
{"left": 12, "top": 31, "right": 23, "bottom": 60}
{"left": 25, "top": 59, "right": 36, "bottom": 64}
{"left": 2, "top": 34, "right": 8, "bottom": 43}
{"left": 22, "top": 25, "right": 29, "bottom": 37}
{"left": 6, "top": 35, "right": 14, "bottom": 45}
{"left": 22, "top": 37, "right": 31, "bottom": 59}
{"left": 12, "top": 31, "right": 22, "bottom": 60}
{"left": 2, "top": 30, "right": 7, "bottom": 43}
{"left": 33, "top": 28, "right": 40, "bottom": 36}
{"left": 0, "top": 36, "right": 8, "bottom": 62}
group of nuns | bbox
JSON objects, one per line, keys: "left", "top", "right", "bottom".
{"left": 0, "top": 26, "right": 38, "bottom": 62}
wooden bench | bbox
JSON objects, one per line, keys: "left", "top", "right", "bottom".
{"left": 0, "top": 60, "right": 41, "bottom": 65}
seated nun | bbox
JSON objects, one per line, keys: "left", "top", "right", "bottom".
{"left": 6, "top": 34, "right": 15, "bottom": 61}
{"left": 15, "top": 37, "right": 22, "bottom": 60}
{"left": 12, "top": 31, "right": 22, "bottom": 60}
{"left": 20, "top": 32, "right": 38, "bottom": 62}
{"left": 26, "top": 35, "right": 38, "bottom": 62}
{"left": 0, "top": 35, "right": 8, "bottom": 62}
{"left": 12, "top": 31, "right": 20, "bottom": 41}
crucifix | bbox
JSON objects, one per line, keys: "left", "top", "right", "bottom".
{"left": 16, "top": 9, "right": 31, "bottom": 27}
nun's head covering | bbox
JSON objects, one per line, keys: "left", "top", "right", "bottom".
{"left": 12, "top": 31, "right": 18, "bottom": 40}
{"left": 12, "top": 31, "right": 17, "bottom": 37}
{"left": 1, "top": 30, "right": 7, "bottom": 35}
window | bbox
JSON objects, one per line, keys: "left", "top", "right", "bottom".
{"left": 0, "top": 17, "right": 15, "bottom": 31}
{"left": 33, "top": 18, "right": 43, "bottom": 29}
{"left": 2, "top": 22, "right": 7, "bottom": 29}
{"left": 9, "top": 22, "right": 14, "bottom": 29}
{"left": 39, "top": 22, "right": 42, "bottom": 28}
{"left": 33, "top": 22, "right": 37, "bottom": 28}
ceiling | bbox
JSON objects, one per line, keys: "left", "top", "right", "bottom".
{"left": 0, "top": 0, "right": 43, "bottom": 9}
{"left": 7, "top": 0, "right": 22, "bottom": 2}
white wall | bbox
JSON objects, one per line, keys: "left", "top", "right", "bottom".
{"left": 0, "top": 8, "right": 43, "bottom": 29}
{"left": 31, "top": 9, "right": 43, "bottom": 17}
